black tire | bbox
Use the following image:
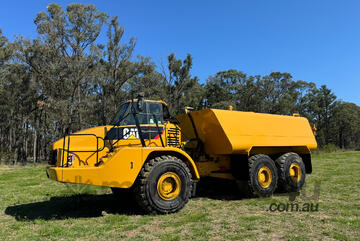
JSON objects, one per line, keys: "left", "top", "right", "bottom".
{"left": 275, "top": 152, "right": 306, "bottom": 192}
{"left": 133, "top": 155, "right": 192, "bottom": 214}
{"left": 248, "top": 154, "right": 278, "bottom": 197}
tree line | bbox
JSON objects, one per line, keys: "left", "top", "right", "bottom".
{"left": 1, "top": 3, "right": 359, "bottom": 164}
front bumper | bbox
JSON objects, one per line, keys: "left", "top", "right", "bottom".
{"left": 45, "top": 165, "right": 133, "bottom": 188}
{"left": 46, "top": 167, "right": 61, "bottom": 182}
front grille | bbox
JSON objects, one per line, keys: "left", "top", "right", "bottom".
{"left": 167, "top": 127, "right": 180, "bottom": 147}
{"left": 49, "top": 149, "right": 57, "bottom": 165}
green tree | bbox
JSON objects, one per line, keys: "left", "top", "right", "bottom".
{"left": 0, "top": 29, "right": 13, "bottom": 66}
{"left": 23, "top": 3, "right": 108, "bottom": 132}
{"left": 204, "top": 69, "right": 263, "bottom": 111}
{"left": 313, "top": 85, "right": 337, "bottom": 146}
{"left": 257, "top": 72, "right": 299, "bottom": 114}
{"left": 204, "top": 70, "right": 239, "bottom": 109}
{"left": 332, "top": 102, "right": 360, "bottom": 148}
{"left": 160, "top": 53, "right": 200, "bottom": 114}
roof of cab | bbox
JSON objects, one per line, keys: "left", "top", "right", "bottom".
{"left": 125, "top": 99, "right": 168, "bottom": 106}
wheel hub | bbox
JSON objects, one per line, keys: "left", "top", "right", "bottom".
{"left": 289, "top": 163, "right": 301, "bottom": 182}
{"left": 257, "top": 166, "right": 272, "bottom": 188}
{"left": 157, "top": 172, "right": 181, "bottom": 200}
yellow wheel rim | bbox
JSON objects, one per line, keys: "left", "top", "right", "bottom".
{"left": 257, "top": 166, "right": 272, "bottom": 188}
{"left": 289, "top": 163, "right": 301, "bottom": 182}
{"left": 157, "top": 172, "right": 181, "bottom": 200}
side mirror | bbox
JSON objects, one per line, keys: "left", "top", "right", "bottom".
{"left": 137, "top": 99, "right": 144, "bottom": 111}
{"left": 137, "top": 92, "right": 145, "bottom": 111}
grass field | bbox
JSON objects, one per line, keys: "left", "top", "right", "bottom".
{"left": 0, "top": 152, "right": 359, "bottom": 240}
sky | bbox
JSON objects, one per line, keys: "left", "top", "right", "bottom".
{"left": 1, "top": 0, "right": 360, "bottom": 104}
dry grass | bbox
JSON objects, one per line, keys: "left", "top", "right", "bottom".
{"left": 0, "top": 152, "right": 359, "bottom": 240}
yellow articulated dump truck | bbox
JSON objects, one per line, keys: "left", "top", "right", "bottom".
{"left": 46, "top": 95, "right": 317, "bottom": 214}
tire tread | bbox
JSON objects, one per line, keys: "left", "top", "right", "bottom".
{"left": 134, "top": 155, "right": 192, "bottom": 214}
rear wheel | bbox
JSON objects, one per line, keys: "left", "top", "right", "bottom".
{"left": 247, "top": 154, "right": 278, "bottom": 197}
{"left": 134, "top": 155, "right": 192, "bottom": 214}
{"left": 275, "top": 152, "right": 306, "bottom": 192}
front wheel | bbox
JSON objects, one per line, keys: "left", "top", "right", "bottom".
{"left": 134, "top": 155, "right": 192, "bottom": 214}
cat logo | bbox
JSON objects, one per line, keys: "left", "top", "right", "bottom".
{"left": 123, "top": 128, "right": 139, "bottom": 140}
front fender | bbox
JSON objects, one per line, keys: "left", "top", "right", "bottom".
{"left": 142, "top": 147, "right": 200, "bottom": 180}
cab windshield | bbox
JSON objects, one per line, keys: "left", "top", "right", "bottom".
{"left": 110, "top": 101, "right": 164, "bottom": 125}
{"left": 111, "top": 103, "right": 129, "bottom": 125}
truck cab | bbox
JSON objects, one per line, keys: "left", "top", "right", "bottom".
{"left": 48, "top": 99, "right": 183, "bottom": 168}
{"left": 46, "top": 98, "right": 199, "bottom": 214}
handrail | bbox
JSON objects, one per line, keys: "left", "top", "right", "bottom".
{"left": 153, "top": 114, "right": 165, "bottom": 147}
{"left": 61, "top": 133, "right": 105, "bottom": 167}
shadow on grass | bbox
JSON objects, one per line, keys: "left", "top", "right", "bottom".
{"left": 5, "top": 177, "right": 247, "bottom": 221}
{"left": 5, "top": 193, "right": 143, "bottom": 221}
{"left": 195, "top": 177, "right": 245, "bottom": 200}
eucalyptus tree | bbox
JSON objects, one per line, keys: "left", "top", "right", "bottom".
{"left": 0, "top": 29, "right": 13, "bottom": 66}
{"left": 204, "top": 70, "right": 239, "bottom": 109}
{"left": 160, "top": 53, "right": 200, "bottom": 114}
{"left": 0, "top": 29, "right": 13, "bottom": 153}
{"left": 204, "top": 69, "right": 262, "bottom": 111}
{"left": 9, "top": 3, "right": 109, "bottom": 162}
{"left": 17, "top": 3, "right": 108, "bottom": 134}
{"left": 0, "top": 29, "right": 38, "bottom": 163}
{"left": 332, "top": 101, "right": 360, "bottom": 148}
{"left": 256, "top": 72, "right": 300, "bottom": 114}
{"left": 314, "top": 85, "right": 337, "bottom": 146}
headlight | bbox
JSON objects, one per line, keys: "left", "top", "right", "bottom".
{"left": 67, "top": 154, "right": 74, "bottom": 167}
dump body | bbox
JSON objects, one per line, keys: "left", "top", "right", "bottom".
{"left": 177, "top": 109, "right": 317, "bottom": 155}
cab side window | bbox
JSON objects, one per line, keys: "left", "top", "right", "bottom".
{"left": 148, "top": 102, "right": 163, "bottom": 124}
{"left": 163, "top": 105, "right": 171, "bottom": 121}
